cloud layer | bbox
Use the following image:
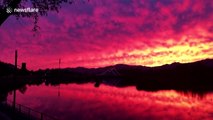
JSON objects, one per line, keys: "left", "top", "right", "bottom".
{"left": 0, "top": 0, "right": 213, "bottom": 70}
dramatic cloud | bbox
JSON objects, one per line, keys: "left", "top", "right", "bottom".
{"left": 0, "top": 0, "right": 213, "bottom": 70}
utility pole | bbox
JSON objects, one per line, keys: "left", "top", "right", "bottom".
{"left": 58, "top": 59, "right": 61, "bottom": 97}
{"left": 13, "top": 50, "right": 17, "bottom": 110}
{"left": 59, "top": 59, "right": 61, "bottom": 69}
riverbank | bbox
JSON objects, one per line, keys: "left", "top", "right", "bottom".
{"left": 0, "top": 111, "right": 11, "bottom": 120}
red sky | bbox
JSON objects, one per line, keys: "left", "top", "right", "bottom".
{"left": 0, "top": 0, "right": 213, "bottom": 70}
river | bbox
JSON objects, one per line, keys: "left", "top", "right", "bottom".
{"left": 7, "top": 83, "right": 213, "bottom": 120}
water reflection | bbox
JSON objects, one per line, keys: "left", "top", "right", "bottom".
{"left": 7, "top": 83, "right": 213, "bottom": 120}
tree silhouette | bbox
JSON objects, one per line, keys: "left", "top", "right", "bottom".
{"left": 0, "top": 0, "right": 89, "bottom": 32}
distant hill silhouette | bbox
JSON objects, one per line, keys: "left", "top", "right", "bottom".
{"left": 1, "top": 59, "right": 213, "bottom": 96}
{"left": 40, "top": 59, "right": 213, "bottom": 95}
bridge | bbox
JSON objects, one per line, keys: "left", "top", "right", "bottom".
{"left": 95, "top": 67, "right": 123, "bottom": 87}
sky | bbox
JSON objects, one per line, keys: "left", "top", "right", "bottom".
{"left": 0, "top": 0, "right": 213, "bottom": 70}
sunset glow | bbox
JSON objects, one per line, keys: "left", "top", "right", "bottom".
{"left": 0, "top": 0, "right": 212, "bottom": 70}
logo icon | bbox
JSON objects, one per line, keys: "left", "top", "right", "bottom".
{"left": 6, "top": 7, "right": 13, "bottom": 13}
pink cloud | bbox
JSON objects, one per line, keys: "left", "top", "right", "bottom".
{"left": 0, "top": 0, "right": 213, "bottom": 70}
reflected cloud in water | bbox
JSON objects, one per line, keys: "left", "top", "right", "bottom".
{"left": 7, "top": 83, "right": 213, "bottom": 120}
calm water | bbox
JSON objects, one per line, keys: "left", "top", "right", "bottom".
{"left": 7, "top": 83, "right": 213, "bottom": 120}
